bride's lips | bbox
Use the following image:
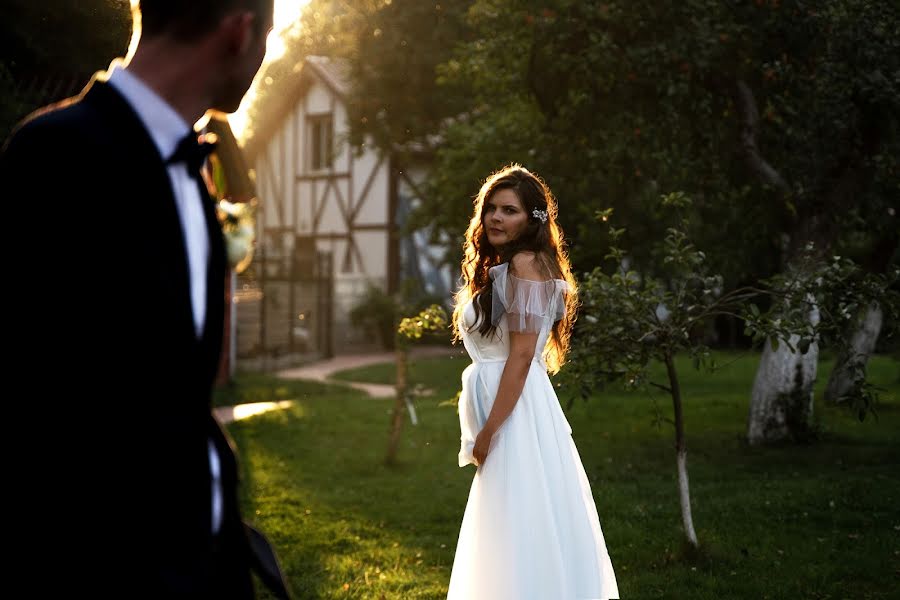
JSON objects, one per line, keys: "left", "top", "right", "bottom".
{"left": 488, "top": 227, "right": 504, "bottom": 234}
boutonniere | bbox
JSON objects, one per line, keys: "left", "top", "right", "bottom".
{"left": 217, "top": 198, "right": 257, "bottom": 273}
{"left": 203, "top": 147, "right": 257, "bottom": 273}
{"left": 199, "top": 133, "right": 221, "bottom": 201}
{"left": 201, "top": 166, "right": 219, "bottom": 201}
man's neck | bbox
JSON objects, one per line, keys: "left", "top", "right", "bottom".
{"left": 125, "top": 39, "right": 214, "bottom": 125}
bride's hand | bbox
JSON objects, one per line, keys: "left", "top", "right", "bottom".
{"left": 473, "top": 427, "right": 494, "bottom": 467}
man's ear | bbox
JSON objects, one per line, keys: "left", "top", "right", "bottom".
{"left": 221, "top": 11, "right": 256, "bottom": 55}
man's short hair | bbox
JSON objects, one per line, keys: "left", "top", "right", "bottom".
{"left": 138, "top": 0, "right": 273, "bottom": 40}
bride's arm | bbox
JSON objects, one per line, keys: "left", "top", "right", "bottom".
{"left": 473, "top": 252, "right": 551, "bottom": 465}
{"left": 472, "top": 330, "right": 537, "bottom": 465}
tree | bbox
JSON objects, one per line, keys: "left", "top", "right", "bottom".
{"left": 736, "top": 0, "right": 900, "bottom": 443}
{"left": 1, "top": 0, "right": 131, "bottom": 138}
{"left": 342, "top": 0, "right": 473, "bottom": 159}
{"left": 245, "top": 0, "right": 472, "bottom": 158}
{"left": 419, "top": 0, "right": 899, "bottom": 443}
{"left": 422, "top": 0, "right": 782, "bottom": 276}
{"left": 273, "top": 0, "right": 899, "bottom": 443}
{"left": 824, "top": 229, "right": 899, "bottom": 404}
{"left": 386, "top": 304, "right": 448, "bottom": 465}
{"left": 566, "top": 193, "right": 900, "bottom": 545}
{"left": 566, "top": 193, "right": 784, "bottom": 547}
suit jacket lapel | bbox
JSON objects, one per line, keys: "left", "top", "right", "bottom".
{"left": 82, "top": 79, "right": 200, "bottom": 346}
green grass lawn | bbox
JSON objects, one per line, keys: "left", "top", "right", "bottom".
{"left": 217, "top": 352, "right": 900, "bottom": 599}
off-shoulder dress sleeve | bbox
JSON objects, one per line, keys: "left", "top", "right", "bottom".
{"left": 489, "top": 262, "right": 567, "bottom": 333}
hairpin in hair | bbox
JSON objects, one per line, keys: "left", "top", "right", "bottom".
{"left": 532, "top": 208, "right": 548, "bottom": 224}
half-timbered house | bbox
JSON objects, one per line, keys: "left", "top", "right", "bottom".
{"left": 241, "top": 56, "right": 452, "bottom": 358}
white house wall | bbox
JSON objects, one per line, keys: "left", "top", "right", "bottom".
{"left": 354, "top": 230, "right": 388, "bottom": 280}
{"left": 306, "top": 82, "right": 331, "bottom": 115}
{"left": 296, "top": 174, "right": 313, "bottom": 233}
{"left": 249, "top": 63, "right": 402, "bottom": 353}
{"left": 258, "top": 127, "right": 286, "bottom": 232}
{"left": 317, "top": 179, "right": 350, "bottom": 234}
{"left": 354, "top": 149, "right": 389, "bottom": 225}
{"left": 334, "top": 101, "right": 352, "bottom": 174}
{"left": 278, "top": 111, "right": 300, "bottom": 230}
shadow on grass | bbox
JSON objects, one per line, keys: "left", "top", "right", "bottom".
{"left": 228, "top": 381, "right": 466, "bottom": 599}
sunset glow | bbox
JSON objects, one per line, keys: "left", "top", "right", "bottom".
{"left": 274, "top": 0, "right": 311, "bottom": 34}
{"left": 228, "top": 0, "right": 311, "bottom": 141}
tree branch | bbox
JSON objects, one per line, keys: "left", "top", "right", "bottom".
{"left": 649, "top": 381, "right": 673, "bottom": 394}
{"left": 686, "top": 310, "right": 747, "bottom": 328}
{"left": 735, "top": 80, "right": 791, "bottom": 196}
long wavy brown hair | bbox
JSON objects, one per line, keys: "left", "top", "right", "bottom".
{"left": 452, "top": 164, "right": 578, "bottom": 374}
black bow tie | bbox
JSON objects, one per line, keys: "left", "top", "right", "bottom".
{"left": 168, "top": 132, "right": 216, "bottom": 175}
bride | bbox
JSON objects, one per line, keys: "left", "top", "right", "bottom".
{"left": 448, "top": 164, "right": 619, "bottom": 600}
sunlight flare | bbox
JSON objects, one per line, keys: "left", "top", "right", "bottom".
{"left": 215, "top": 400, "right": 296, "bottom": 423}
{"left": 229, "top": 0, "right": 311, "bottom": 141}
{"left": 123, "top": 1, "right": 309, "bottom": 140}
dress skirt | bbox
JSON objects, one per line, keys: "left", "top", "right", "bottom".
{"left": 449, "top": 359, "right": 619, "bottom": 600}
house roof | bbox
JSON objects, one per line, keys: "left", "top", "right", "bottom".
{"left": 305, "top": 55, "right": 350, "bottom": 97}
{"left": 239, "top": 54, "right": 436, "bottom": 166}
{"left": 241, "top": 55, "right": 351, "bottom": 162}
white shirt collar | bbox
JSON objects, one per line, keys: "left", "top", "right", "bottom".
{"left": 107, "top": 62, "right": 192, "bottom": 162}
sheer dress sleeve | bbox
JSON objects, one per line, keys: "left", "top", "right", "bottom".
{"left": 489, "top": 262, "right": 566, "bottom": 333}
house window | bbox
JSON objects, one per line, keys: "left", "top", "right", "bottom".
{"left": 308, "top": 114, "right": 333, "bottom": 171}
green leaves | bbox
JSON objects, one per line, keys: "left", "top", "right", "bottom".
{"left": 564, "top": 193, "right": 723, "bottom": 393}
{"left": 396, "top": 304, "right": 449, "bottom": 349}
{"left": 661, "top": 191, "right": 692, "bottom": 209}
{"left": 564, "top": 193, "right": 900, "bottom": 419}
{"left": 1, "top": 0, "right": 130, "bottom": 135}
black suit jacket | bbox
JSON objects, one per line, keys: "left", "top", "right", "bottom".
{"left": 3, "top": 76, "right": 257, "bottom": 597}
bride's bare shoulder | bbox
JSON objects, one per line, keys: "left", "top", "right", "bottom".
{"left": 509, "top": 251, "right": 556, "bottom": 281}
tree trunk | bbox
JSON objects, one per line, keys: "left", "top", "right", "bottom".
{"left": 738, "top": 79, "right": 822, "bottom": 444}
{"left": 664, "top": 354, "right": 698, "bottom": 547}
{"left": 748, "top": 298, "right": 820, "bottom": 444}
{"left": 385, "top": 346, "right": 408, "bottom": 465}
{"left": 825, "top": 302, "right": 883, "bottom": 404}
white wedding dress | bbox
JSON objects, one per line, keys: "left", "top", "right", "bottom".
{"left": 448, "top": 263, "right": 619, "bottom": 600}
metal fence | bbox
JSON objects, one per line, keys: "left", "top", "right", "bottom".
{"left": 234, "top": 245, "right": 334, "bottom": 371}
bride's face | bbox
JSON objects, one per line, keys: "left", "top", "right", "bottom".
{"left": 483, "top": 189, "right": 528, "bottom": 248}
